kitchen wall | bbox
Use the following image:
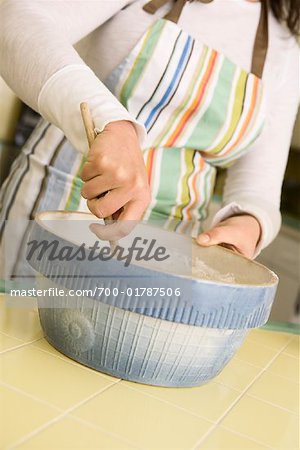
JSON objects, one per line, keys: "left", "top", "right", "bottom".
{"left": 291, "top": 109, "right": 300, "bottom": 150}
{"left": 0, "top": 78, "right": 22, "bottom": 184}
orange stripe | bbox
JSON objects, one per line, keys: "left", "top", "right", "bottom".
{"left": 165, "top": 50, "right": 218, "bottom": 147}
{"left": 145, "top": 147, "right": 155, "bottom": 185}
{"left": 218, "top": 77, "right": 259, "bottom": 157}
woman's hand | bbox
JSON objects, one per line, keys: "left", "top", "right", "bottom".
{"left": 196, "top": 215, "right": 261, "bottom": 259}
{"left": 81, "top": 120, "right": 151, "bottom": 221}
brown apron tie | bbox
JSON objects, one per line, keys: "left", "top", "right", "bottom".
{"left": 164, "top": 0, "right": 189, "bottom": 22}
{"left": 143, "top": 0, "right": 212, "bottom": 20}
{"left": 251, "top": 0, "right": 269, "bottom": 78}
{"left": 142, "top": 0, "right": 171, "bottom": 14}
{"left": 142, "top": 0, "right": 268, "bottom": 78}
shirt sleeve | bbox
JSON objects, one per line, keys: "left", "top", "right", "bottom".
{"left": 210, "top": 37, "right": 299, "bottom": 258}
{"left": 0, "top": 0, "right": 147, "bottom": 153}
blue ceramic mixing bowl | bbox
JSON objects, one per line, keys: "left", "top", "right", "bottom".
{"left": 37, "top": 275, "right": 249, "bottom": 387}
{"left": 27, "top": 211, "right": 278, "bottom": 387}
{"left": 28, "top": 211, "right": 279, "bottom": 329}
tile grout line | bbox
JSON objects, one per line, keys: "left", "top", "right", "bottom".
{"left": 232, "top": 344, "right": 298, "bottom": 367}
{"left": 218, "top": 358, "right": 297, "bottom": 387}
{"left": 2, "top": 346, "right": 214, "bottom": 446}
{"left": 0, "top": 376, "right": 121, "bottom": 414}
{"left": 29, "top": 338, "right": 123, "bottom": 380}
{"left": 240, "top": 341, "right": 300, "bottom": 361}
{"left": 232, "top": 355, "right": 276, "bottom": 368}
{"left": 221, "top": 426, "right": 275, "bottom": 450}
{"left": 98, "top": 336, "right": 299, "bottom": 432}
{"left": 0, "top": 380, "right": 63, "bottom": 412}
{"left": 32, "top": 337, "right": 298, "bottom": 386}
{"left": 214, "top": 378, "right": 300, "bottom": 403}
{"left": 246, "top": 339, "right": 293, "bottom": 349}
{"left": 0, "top": 330, "right": 44, "bottom": 342}
{"left": 115, "top": 348, "right": 294, "bottom": 427}
{"left": 281, "top": 352, "right": 300, "bottom": 360}
{"left": 246, "top": 331, "right": 295, "bottom": 343}
{"left": 6, "top": 380, "right": 139, "bottom": 450}
{"left": 191, "top": 337, "right": 297, "bottom": 450}
{"left": 191, "top": 424, "right": 275, "bottom": 450}
{"left": 215, "top": 367, "right": 300, "bottom": 390}
{"left": 3, "top": 336, "right": 122, "bottom": 383}
{"left": 246, "top": 393, "right": 299, "bottom": 416}
{"left": 9, "top": 383, "right": 142, "bottom": 450}
{"left": 1, "top": 336, "right": 217, "bottom": 433}
{"left": 112, "top": 381, "right": 216, "bottom": 425}
{"left": 0, "top": 339, "right": 43, "bottom": 356}
{"left": 0, "top": 330, "right": 25, "bottom": 339}
{"left": 64, "top": 412, "right": 143, "bottom": 450}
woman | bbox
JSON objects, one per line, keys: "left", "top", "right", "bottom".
{"left": 0, "top": 0, "right": 299, "bottom": 279}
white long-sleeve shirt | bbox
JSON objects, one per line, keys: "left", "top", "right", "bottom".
{"left": 0, "top": 0, "right": 299, "bottom": 255}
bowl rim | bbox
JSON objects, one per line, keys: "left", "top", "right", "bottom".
{"left": 34, "top": 210, "right": 279, "bottom": 288}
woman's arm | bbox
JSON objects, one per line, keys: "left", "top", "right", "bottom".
{"left": 0, "top": 0, "right": 147, "bottom": 152}
{"left": 198, "top": 37, "right": 299, "bottom": 258}
{"left": 0, "top": 0, "right": 151, "bottom": 221}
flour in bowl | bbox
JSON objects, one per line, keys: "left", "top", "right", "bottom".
{"left": 192, "top": 257, "right": 236, "bottom": 283}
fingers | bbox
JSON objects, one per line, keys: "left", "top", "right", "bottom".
{"left": 88, "top": 197, "right": 148, "bottom": 241}
{"left": 197, "top": 229, "right": 244, "bottom": 256}
{"left": 118, "top": 199, "right": 148, "bottom": 221}
{"left": 81, "top": 160, "right": 96, "bottom": 182}
{"left": 87, "top": 186, "right": 150, "bottom": 218}
{"left": 196, "top": 223, "right": 254, "bottom": 259}
{"left": 81, "top": 152, "right": 107, "bottom": 182}
{"left": 197, "top": 226, "right": 235, "bottom": 246}
{"left": 89, "top": 221, "right": 137, "bottom": 241}
{"left": 81, "top": 175, "right": 115, "bottom": 200}
{"left": 87, "top": 189, "right": 131, "bottom": 219}
{"left": 81, "top": 138, "right": 111, "bottom": 182}
{"left": 218, "top": 242, "right": 240, "bottom": 253}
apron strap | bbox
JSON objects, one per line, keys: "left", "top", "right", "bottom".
{"left": 142, "top": 0, "right": 171, "bottom": 15}
{"left": 142, "top": 0, "right": 269, "bottom": 78}
{"left": 143, "top": 0, "right": 212, "bottom": 21}
{"left": 251, "top": 0, "right": 269, "bottom": 78}
{"left": 142, "top": 0, "right": 189, "bottom": 21}
{"left": 164, "top": 0, "right": 188, "bottom": 22}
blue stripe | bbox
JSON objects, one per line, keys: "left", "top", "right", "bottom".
{"left": 0, "top": 122, "right": 50, "bottom": 237}
{"left": 144, "top": 35, "right": 193, "bottom": 129}
{"left": 35, "top": 140, "right": 80, "bottom": 213}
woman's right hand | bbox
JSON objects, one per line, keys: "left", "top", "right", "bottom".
{"left": 81, "top": 120, "right": 151, "bottom": 221}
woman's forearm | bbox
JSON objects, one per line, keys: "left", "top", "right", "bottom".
{"left": 0, "top": 0, "right": 133, "bottom": 109}
{"left": 0, "top": 0, "right": 147, "bottom": 152}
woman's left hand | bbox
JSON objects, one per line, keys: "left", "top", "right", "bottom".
{"left": 196, "top": 215, "right": 261, "bottom": 259}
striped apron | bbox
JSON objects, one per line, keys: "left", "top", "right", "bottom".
{"left": 0, "top": 0, "right": 268, "bottom": 278}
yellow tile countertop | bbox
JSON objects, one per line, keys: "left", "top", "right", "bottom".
{"left": 0, "top": 294, "right": 299, "bottom": 450}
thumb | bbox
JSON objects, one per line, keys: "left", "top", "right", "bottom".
{"left": 197, "top": 228, "right": 221, "bottom": 246}
{"left": 197, "top": 227, "right": 239, "bottom": 252}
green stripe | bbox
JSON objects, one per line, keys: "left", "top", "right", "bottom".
{"left": 210, "top": 120, "right": 264, "bottom": 168}
{"left": 174, "top": 149, "right": 194, "bottom": 219}
{"left": 64, "top": 156, "right": 86, "bottom": 211}
{"left": 197, "top": 162, "right": 216, "bottom": 220}
{"left": 226, "top": 81, "right": 264, "bottom": 159}
{"left": 187, "top": 59, "right": 241, "bottom": 151}
{"left": 208, "top": 70, "right": 248, "bottom": 155}
{"left": 120, "top": 19, "right": 166, "bottom": 107}
{"left": 217, "top": 80, "right": 264, "bottom": 165}
{"left": 149, "top": 147, "right": 181, "bottom": 220}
